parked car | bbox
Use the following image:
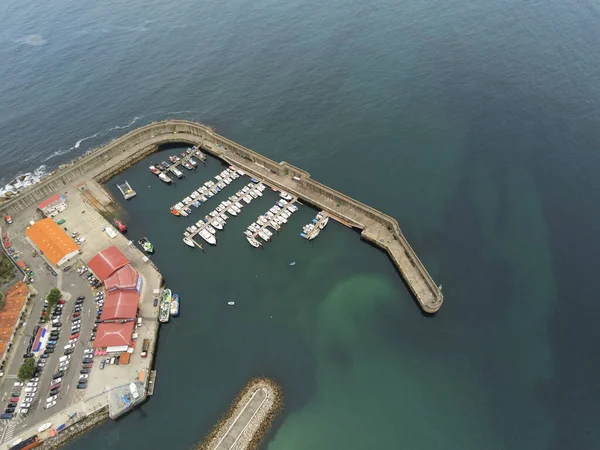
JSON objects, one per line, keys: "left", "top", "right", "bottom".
{"left": 62, "top": 265, "right": 72, "bottom": 272}
{"left": 26, "top": 382, "right": 38, "bottom": 387}
{"left": 13, "top": 382, "right": 24, "bottom": 387}
{"left": 83, "top": 349, "right": 94, "bottom": 355}
{"left": 52, "top": 377, "right": 62, "bottom": 384}
{"left": 24, "top": 387, "right": 36, "bottom": 393}
{"left": 82, "top": 358, "right": 93, "bottom": 364}
{"left": 0, "top": 413, "right": 14, "bottom": 419}
{"left": 19, "top": 408, "right": 29, "bottom": 414}
{"left": 9, "top": 397, "right": 19, "bottom": 403}
{"left": 58, "top": 299, "right": 66, "bottom": 304}
{"left": 76, "top": 384, "right": 87, "bottom": 389}
{"left": 45, "top": 401, "right": 57, "bottom": 409}
{"left": 70, "top": 333, "right": 80, "bottom": 339}
{"left": 49, "top": 388, "right": 59, "bottom": 396}
{"left": 46, "top": 395, "right": 58, "bottom": 402}
{"left": 64, "top": 349, "right": 74, "bottom": 356}
{"left": 100, "top": 360, "right": 106, "bottom": 370}
{"left": 83, "top": 363, "right": 93, "bottom": 369}
{"left": 53, "top": 371, "right": 64, "bottom": 379}
{"left": 50, "top": 383, "right": 61, "bottom": 390}
{"left": 110, "top": 357, "right": 116, "bottom": 365}
{"left": 79, "top": 374, "right": 89, "bottom": 379}
{"left": 77, "top": 295, "right": 86, "bottom": 300}
{"left": 72, "top": 312, "right": 81, "bottom": 318}
{"left": 44, "top": 348, "right": 54, "bottom": 354}
{"left": 24, "top": 393, "right": 35, "bottom": 398}
{"left": 64, "top": 343, "right": 75, "bottom": 350}
{"left": 22, "top": 353, "right": 33, "bottom": 359}
{"left": 4, "top": 408, "right": 15, "bottom": 414}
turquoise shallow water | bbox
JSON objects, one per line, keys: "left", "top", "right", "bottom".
{"left": 2, "top": 0, "right": 600, "bottom": 448}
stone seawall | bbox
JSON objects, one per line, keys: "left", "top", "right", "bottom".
{"left": 37, "top": 406, "right": 109, "bottom": 450}
{"left": 0, "top": 120, "right": 442, "bottom": 312}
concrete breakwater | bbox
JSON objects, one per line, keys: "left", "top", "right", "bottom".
{"left": 0, "top": 120, "right": 443, "bottom": 312}
{"left": 196, "top": 378, "right": 282, "bottom": 450}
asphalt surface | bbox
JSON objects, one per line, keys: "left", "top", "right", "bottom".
{"left": 0, "top": 233, "right": 99, "bottom": 445}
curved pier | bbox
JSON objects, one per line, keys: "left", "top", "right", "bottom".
{"left": 0, "top": 120, "right": 443, "bottom": 312}
{"left": 198, "top": 378, "right": 282, "bottom": 450}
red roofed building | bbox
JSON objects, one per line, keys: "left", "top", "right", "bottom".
{"left": 104, "top": 265, "right": 142, "bottom": 292}
{"left": 88, "top": 246, "right": 129, "bottom": 280}
{"left": 38, "top": 193, "right": 67, "bottom": 217}
{"left": 100, "top": 290, "right": 139, "bottom": 321}
{"left": 93, "top": 322, "right": 135, "bottom": 350}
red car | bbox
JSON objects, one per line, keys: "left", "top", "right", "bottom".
{"left": 70, "top": 333, "right": 79, "bottom": 339}
{"left": 9, "top": 397, "right": 19, "bottom": 403}
{"left": 72, "top": 312, "right": 81, "bottom": 318}
{"left": 51, "top": 382, "right": 61, "bottom": 389}
{"left": 41, "top": 311, "right": 47, "bottom": 316}
{"left": 58, "top": 300, "right": 66, "bottom": 304}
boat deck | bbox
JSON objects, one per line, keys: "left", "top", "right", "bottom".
{"left": 302, "top": 211, "right": 328, "bottom": 240}
{"left": 117, "top": 180, "right": 136, "bottom": 199}
{"left": 153, "top": 148, "right": 206, "bottom": 175}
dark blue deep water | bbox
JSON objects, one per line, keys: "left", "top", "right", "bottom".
{"left": 2, "top": 0, "right": 600, "bottom": 448}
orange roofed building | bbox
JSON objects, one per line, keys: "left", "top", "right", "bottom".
{"left": 25, "top": 218, "right": 79, "bottom": 266}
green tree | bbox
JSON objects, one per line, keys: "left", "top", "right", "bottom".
{"left": 46, "top": 288, "right": 61, "bottom": 308}
{"left": 18, "top": 358, "right": 35, "bottom": 380}
{"left": 0, "top": 292, "right": 5, "bottom": 312}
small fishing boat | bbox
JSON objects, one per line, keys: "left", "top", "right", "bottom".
{"left": 258, "top": 230, "right": 271, "bottom": 242}
{"left": 183, "top": 162, "right": 194, "bottom": 170}
{"left": 171, "top": 208, "right": 181, "bottom": 216}
{"left": 138, "top": 237, "right": 154, "bottom": 253}
{"left": 113, "top": 218, "right": 127, "bottom": 233}
{"left": 159, "top": 289, "right": 171, "bottom": 323}
{"left": 308, "top": 227, "right": 320, "bottom": 240}
{"left": 279, "top": 191, "right": 293, "bottom": 201}
{"left": 183, "top": 237, "right": 195, "bottom": 248}
{"left": 227, "top": 208, "right": 237, "bottom": 216}
{"left": 159, "top": 173, "right": 173, "bottom": 184}
{"left": 212, "top": 219, "right": 224, "bottom": 231}
{"left": 149, "top": 165, "right": 160, "bottom": 175}
{"left": 189, "top": 158, "right": 198, "bottom": 167}
{"left": 289, "top": 261, "right": 296, "bottom": 266}
{"left": 169, "top": 155, "right": 180, "bottom": 163}
{"left": 246, "top": 236, "right": 261, "bottom": 248}
{"left": 170, "top": 294, "right": 180, "bottom": 316}
{"left": 206, "top": 224, "right": 216, "bottom": 235}
{"left": 170, "top": 166, "right": 184, "bottom": 178}
{"left": 228, "top": 301, "right": 235, "bottom": 306}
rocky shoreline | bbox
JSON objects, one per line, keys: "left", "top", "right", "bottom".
{"left": 197, "top": 378, "right": 283, "bottom": 450}
{"left": 36, "top": 406, "right": 109, "bottom": 450}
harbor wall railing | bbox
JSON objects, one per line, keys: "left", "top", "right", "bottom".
{"left": 0, "top": 120, "right": 442, "bottom": 312}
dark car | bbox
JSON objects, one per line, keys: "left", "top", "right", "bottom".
{"left": 64, "top": 349, "right": 74, "bottom": 355}
{"left": 40, "top": 354, "right": 49, "bottom": 359}
{"left": 52, "top": 323, "right": 61, "bottom": 328}
{"left": 74, "top": 307, "right": 82, "bottom": 313}
{"left": 0, "top": 413, "right": 14, "bottom": 420}
{"left": 76, "top": 384, "right": 87, "bottom": 389}
{"left": 77, "top": 295, "right": 85, "bottom": 300}
{"left": 10, "top": 393, "right": 20, "bottom": 398}
{"left": 82, "top": 358, "right": 93, "bottom": 364}
{"left": 53, "top": 371, "right": 64, "bottom": 379}
{"left": 33, "top": 325, "right": 40, "bottom": 335}
{"left": 7, "top": 403, "right": 17, "bottom": 408}
{"left": 82, "top": 363, "right": 93, "bottom": 369}
{"left": 80, "top": 369, "right": 90, "bottom": 374}
{"left": 62, "top": 265, "right": 72, "bottom": 272}
{"left": 49, "top": 388, "right": 59, "bottom": 396}
{"left": 75, "top": 300, "right": 84, "bottom": 306}
{"left": 4, "top": 408, "right": 15, "bottom": 414}
{"left": 23, "top": 353, "right": 33, "bottom": 359}
{"left": 44, "top": 348, "right": 54, "bottom": 354}
{"left": 50, "top": 333, "right": 60, "bottom": 339}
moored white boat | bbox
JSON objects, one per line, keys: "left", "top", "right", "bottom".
{"left": 183, "top": 237, "right": 195, "bottom": 247}
{"left": 200, "top": 229, "right": 216, "bottom": 245}
{"left": 159, "top": 172, "right": 173, "bottom": 184}
{"left": 246, "top": 236, "right": 261, "bottom": 248}
{"left": 206, "top": 225, "right": 216, "bottom": 234}
{"left": 258, "top": 230, "right": 271, "bottom": 242}
{"left": 319, "top": 216, "right": 329, "bottom": 229}
{"left": 279, "top": 191, "right": 293, "bottom": 200}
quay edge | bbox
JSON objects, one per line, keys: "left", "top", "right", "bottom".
{"left": 0, "top": 120, "right": 443, "bottom": 313}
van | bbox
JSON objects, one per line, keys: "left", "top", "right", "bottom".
{"left": 137, "top": 317, "right": 142, "bottom": 328}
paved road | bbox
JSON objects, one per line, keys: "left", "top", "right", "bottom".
{"left": 0, "top": 231, "right": 98, "bottom": 445}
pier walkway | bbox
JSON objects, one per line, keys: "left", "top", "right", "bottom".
{"left": 0, "top": 120, "right": 443, "bottom": 313}
{"left": 303, "top": 211, "right": 329, "bottom": 240}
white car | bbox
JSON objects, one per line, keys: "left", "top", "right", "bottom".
{"left": 30, "top": 377, "right": 40, "bottom": 382}
{"left": 59, "top": 355, "right": 71, "bottom": 362}
{"left": 72, "top": 319, "right": 81, "bottom": 325}
{"left": 64, "top": 343, "right": 75, "bottom": 350}
{"left": 75, "top": 237, "right": 86, "bottom": 244}
{"left": 52, "top": 377, "right": 62, "bottom": 385}
{"left": 21, "top": 401, "right": 32, "bottom": 408}
{"left": 79, "top": 374, "right": 89, "bottom": 379}
{"left": 45, "top": 401, "right": 57, "bottom": 409}
{"left": 26, "top": 382, "right": 38, "bottom": 387}
{"left": 24, "top": 387, "right": 37, "bottom": 393}
{"left": 19, "top": 408, "right": 29, "bottom": 414}
{"left": 83, "top": 349, "right": 94, "bottom": 355}
{"left": 69, "top": 338, "right": 77, "bottom": 344}
{"left": 24, "top": 393, "right": 35, "bottom": 398}
{"left": 46, "top": 395, "right": 57, "bottom": 402}
{"left": 13, "top": 382, "right": 24, "bottom": 387}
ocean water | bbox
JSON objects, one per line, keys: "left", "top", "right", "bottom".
{"left": 2, "top": 0, "right": 600, "bottom": 449}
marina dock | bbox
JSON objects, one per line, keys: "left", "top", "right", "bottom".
{"left": 1, "top": 120, "right": 443, "bottom": 313}
{"left": 302, "top": 211, "right": 329, "bottom": 240}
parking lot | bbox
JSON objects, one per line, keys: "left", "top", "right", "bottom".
{"left": 0, "top": 185, "right": 161, "bottom": 446}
